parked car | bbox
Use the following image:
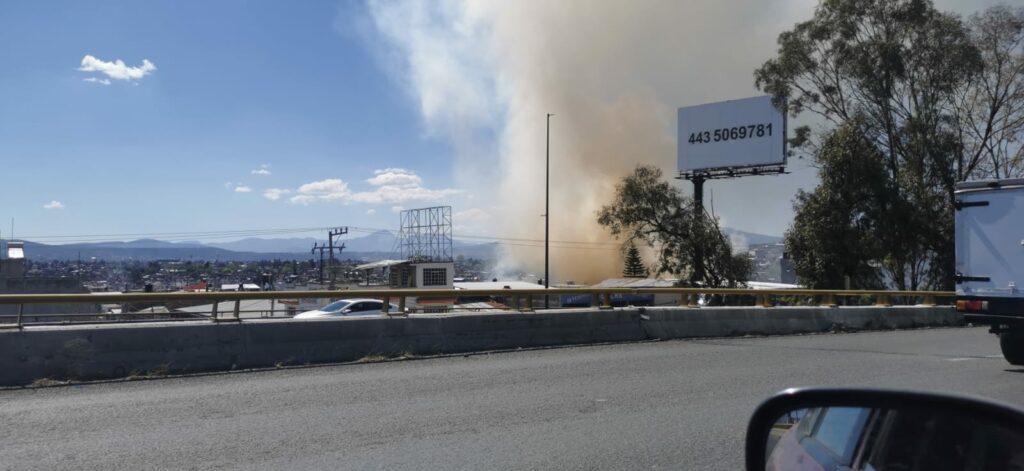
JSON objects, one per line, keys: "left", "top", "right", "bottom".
{"left": 293, "top": 298, "right": 399, "bottom": 319}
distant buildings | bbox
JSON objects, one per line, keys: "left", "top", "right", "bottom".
{"left": 0, "top": 240, "right": 101, "bottom": 322}
{"left": 748, "top": 243, "right": 797, "bottom": 285}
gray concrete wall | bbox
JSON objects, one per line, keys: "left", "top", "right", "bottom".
{"left": 0, "top": 306, "right": 961, "bottom": 386}
{"left": 0, "top": 277, "right": 99, "bottom": 318}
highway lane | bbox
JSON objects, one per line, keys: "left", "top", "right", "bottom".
{"left": 1, "top": 327, "right": 1021, "bottom": 470}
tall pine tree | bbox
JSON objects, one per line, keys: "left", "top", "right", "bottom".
{"left": 622, "top": 242, "right": 648, "bottom": 278}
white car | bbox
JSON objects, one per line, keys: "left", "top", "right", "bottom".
{"left": 293, "top": 298, "right": 399, "bottom": 319}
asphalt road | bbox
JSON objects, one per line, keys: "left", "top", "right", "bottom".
{"left": 2, "top": 327, "right": 1021, "bottom": 470}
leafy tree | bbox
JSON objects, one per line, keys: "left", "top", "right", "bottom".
{"left": 956, "top": 6, "right": 1024, "bottom": 179}
{"left": 786, "top": 122, "right": 890, "bottom": 289}
{"left": 597, "top": 165, "right": 750, "bottom": 287}
{"left": 622, "top": 242, "right": 648, "bottom": 278}
{"left": 756, "top": 0, "right": 1024, "bottom": 289}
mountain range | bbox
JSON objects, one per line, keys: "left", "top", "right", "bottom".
{"left": 19, "top": 231, "right": 499, "bottom": 262}
{"left": 16, "top": 229, "right": 780, "bottom": 262}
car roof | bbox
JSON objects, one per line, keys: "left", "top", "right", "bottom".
{"left": 329, "top": 298, "right": 387, "bottom": 303}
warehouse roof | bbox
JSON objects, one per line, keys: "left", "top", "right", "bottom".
{"left": 454, "top": 281, "right": 547, "bottom": 290}
{"left": 592, "top": 278, "right": 678, "bottom": 288}
{"left": 355, "top": 259, "right": 410, "bottom": 270}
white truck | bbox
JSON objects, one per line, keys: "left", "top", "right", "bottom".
{"left": 955, "top": 179, "right": 1024, "bottom": 365}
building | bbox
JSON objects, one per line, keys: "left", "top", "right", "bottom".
{"left": 220, "top": 283, "right": 262, "bottom": 292}
{"left": 0, "top": 240, "right": 25, "bottom": 278}
{"left": 0, "top": 240, "right": 101, "bottom": 323}
{"left": 355, "top": 259, "right": 455, "bottom": 289}
{"left": 560, "top": 278, "right": 680, "bottom": 307}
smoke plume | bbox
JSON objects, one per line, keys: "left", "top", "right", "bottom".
{"left": 366, "top": 0, "right": 816, "bottom": 283}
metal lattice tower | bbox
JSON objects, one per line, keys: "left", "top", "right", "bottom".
{"left": 396, "top": 206, "right": 453, "bottom": 262}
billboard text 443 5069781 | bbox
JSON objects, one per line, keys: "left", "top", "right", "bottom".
{"left": 677, "top": 95, "right": 786, "bottom": 173}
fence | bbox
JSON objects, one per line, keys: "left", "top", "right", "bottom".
{"left": 0, "top": 287, "right": 954, "bottom": 329}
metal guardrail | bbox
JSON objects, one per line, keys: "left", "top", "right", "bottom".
{"left": 0, "top": 287, "right": 955, "bottom": 329}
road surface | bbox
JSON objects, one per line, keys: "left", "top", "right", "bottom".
{"left": 2, "top": 327, "right": 1021, "bottom": 470}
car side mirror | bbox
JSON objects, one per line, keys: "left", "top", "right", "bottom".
{"left": 746, "top": 388, "right": 1024, "bottom": 471}
{"left": 341, "top": 308, "right": 352, "bottom": 314}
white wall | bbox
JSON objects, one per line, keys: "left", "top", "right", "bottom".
{"left": 414, "top": 262, "right": 455, "bottom": 289}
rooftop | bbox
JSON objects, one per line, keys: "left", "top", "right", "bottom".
{"left": 455, "top": 281, "right": 547, "bottom": 290}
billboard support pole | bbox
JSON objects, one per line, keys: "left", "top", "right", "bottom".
{"left": 692, "top": 174, "right": 705, "bottom": 285}
{"left": 678, "top": 166, "right": 786, "bottom": 286}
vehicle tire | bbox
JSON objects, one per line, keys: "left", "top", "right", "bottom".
{"left": 999, "top": 331, "right": 1024, "bottom": 366}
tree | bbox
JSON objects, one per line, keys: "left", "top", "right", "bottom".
{"left": 955, "top": 6, "right": 1024, "bottom": 180}
{"left": 622, "top": 242, "right": 648, "bottom": 278}
{"left": 785, "top": 122, "right": 890, "bottom": 289}
{"left": 597, "top": 165, "right": 750, "bottom": 287}
{"left": 755, "top": 0, "right": 1024, "bottom": 290}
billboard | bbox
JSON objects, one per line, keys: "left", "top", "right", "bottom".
{"left": 677, "top": 95, "right": 786, "bottom": 172}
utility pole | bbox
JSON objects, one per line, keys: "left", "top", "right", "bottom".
{"left": 311, "top": 243, "right": 325, "bottom": 285}
{"left": 545, "top": 113, "right": 552, "bottom": 308}
{"left": 327, "top": 227, "right": 348, "bottom": 289}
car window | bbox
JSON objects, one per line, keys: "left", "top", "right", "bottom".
{"left": 811, "top": 407, "right": 870, "bottom": 463}
{"left": 321, "top": 301, "right": 351, "bottom": 312}
{"left": 344, "top": 302, "right": 364, "bottom": 312}
{"left": 355, "top": 301, "right": 382, "bottom": 312}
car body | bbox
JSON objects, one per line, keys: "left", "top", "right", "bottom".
{"left": 753, "top": 389, "right": 1024, "bottom": 471}
{"left": 293, "top": 298, "right": 399, "bottom": 318}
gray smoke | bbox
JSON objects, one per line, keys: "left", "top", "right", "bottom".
{"left": 365, "top": 0, "right": 990, "bottom": 283}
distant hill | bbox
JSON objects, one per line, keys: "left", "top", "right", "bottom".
{"left": 21, "top": 241, "right": 304, "bottom": 262}
{"left": 18, "top": 230, "right": 499, "bottom": 262}
{"left": 341, "top": 230, "right": 397, "bottom": 253}
{"left": 204, "top": 230, "right": 397, "bottom": 254}
{"left": 16, "top": 227, "right": 773, "bottom": 262}
{"left": 206, "top": 237, "right": 320, "bottom": 254}
{"left": 722, "top": 228, "right": 783, "bottom": 248}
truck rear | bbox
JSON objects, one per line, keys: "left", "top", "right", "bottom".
{"left": 955, "top": 179, "right": 1024, "bottom": 365}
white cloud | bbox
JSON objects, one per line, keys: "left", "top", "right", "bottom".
{"left": 349, "top": 185, "right": 461, "bottom": 204}
{"left": 263, "top": 188, "right": 291, "bottom": 201}
{"left": 289, "top": 178, "right": 351, "bottom": 205}
{"left": 288, "top": 170, "right": 460, "bottom": 205}
{"left": 234, "top": 185, "right": 252, "bottom": 193}
{"left": 224, "top": 182, "right": 234, "bottom": 189}
{"left": 289, "top": 195, "right": 316, "bottom": 205}
{"left": 43, "top": 200, "right": 65, "bottom": 210}
{"left": 366, "top": 168, "right": 422, "bottom": 187}
{"left": 82, "top": 77, "right": 111, "bottom": 85}
{"left": 78, "top": 55, "right": 157, "bottom": 82}
{"left": 251, "top": 164, "right": 272, "bottom": 175}
{"left": 365, "top": 209, "right": 377, "bottom": 215}
{"left": 391, "top": 206, "right": 405, "bottom": 213}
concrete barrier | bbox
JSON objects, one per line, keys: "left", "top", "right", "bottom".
{"left": 0, "top": 306, "right": 961, "bottom": 386}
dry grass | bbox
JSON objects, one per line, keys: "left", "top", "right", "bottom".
{"left": 29, "top": 378, "right": 69, "bottom": 387}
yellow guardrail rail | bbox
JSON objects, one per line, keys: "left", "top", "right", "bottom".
{"left": 0, "top": 287, "right": 955, "bottom": 329}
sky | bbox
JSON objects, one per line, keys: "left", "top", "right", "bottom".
{"left": 0, "top": 0, "right": 1006, "bottom": 255}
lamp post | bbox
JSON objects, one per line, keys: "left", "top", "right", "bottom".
{"left": 545, "top": 113, "right": 552, "bottom": 308}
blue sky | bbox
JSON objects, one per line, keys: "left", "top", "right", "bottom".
{"left": 0, "top": 1, "right": 467, "bottom": 243}
{"left": 0, "top": 0, "right": 999, "bottom": 249}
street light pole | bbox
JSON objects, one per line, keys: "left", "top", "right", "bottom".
{"left": 545, "top": 113, "right": 552, "bottom": 309}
